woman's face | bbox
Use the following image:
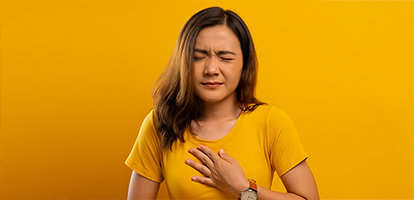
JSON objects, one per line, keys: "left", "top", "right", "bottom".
{"left": 193, "top": 25, "right": 243, "bottom": 105}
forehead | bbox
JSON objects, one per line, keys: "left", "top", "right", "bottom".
{"left": 194, "top": 25, "right": 241, "bottom": 51}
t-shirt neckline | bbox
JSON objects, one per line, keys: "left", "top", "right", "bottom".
{"left": 185, "top": 112, "right": 245, "bottom": 147}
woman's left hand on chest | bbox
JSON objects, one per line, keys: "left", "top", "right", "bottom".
{"left": 185, "top": 145, "right": 249, "bottom": 198}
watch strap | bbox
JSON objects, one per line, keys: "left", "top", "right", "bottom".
{"left": 248, "top": 179, "right": 258, "bottom": 192}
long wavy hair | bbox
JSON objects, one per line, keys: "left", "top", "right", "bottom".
{"left": 153, "top": 7, "right": 264, "bottom": 149}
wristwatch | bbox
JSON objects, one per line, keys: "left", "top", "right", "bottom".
{"left": 240, "top": 179, "right": 258, "bottom": 200}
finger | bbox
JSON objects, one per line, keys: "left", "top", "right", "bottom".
{"left": 191, "top": 176, "right": 216, "bottom": 187}
{"left": 188, "top": 147, "right": 214, "bottom": 167}
{"left": 218, "top": 149, "right": 236, "bottom": 163}
{"left": 197, "top": 145, "right": 221, "bottom": 163}
{"left": 185, "top": 159, "right": 212, "bottom": 177}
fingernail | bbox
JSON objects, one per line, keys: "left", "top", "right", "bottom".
{"left": 192, "top": 176, "right": 197, "bottom": 181}
{"left": 219, "top": 149, "right": 225, "bottom": 154}
{"left": 185, "top": 159, "right": 190, "bottom": 164}
{"left": 188, "top": 148, "right": 193, "bottom": 153}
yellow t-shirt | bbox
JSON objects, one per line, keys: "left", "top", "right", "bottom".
{"left": 125, "top": 105, "right": 308, "bottom": 199}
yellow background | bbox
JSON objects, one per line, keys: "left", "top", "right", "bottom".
{"left": 0, "top": 0, "right": 412, "bottom": 199}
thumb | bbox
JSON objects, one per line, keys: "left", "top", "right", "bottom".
{"left": 219, "top": 149, "right": 235, "bottom": 162}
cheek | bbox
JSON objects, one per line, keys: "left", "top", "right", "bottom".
{"left": 193, "top": 62, "right": 205, "bottom": 74}
{"left": 234, "top": 65, "right": 243, "bottom": 82}
{"left": 227, "top": 70, "right": 243, "bottom": 88}
{"left": 193, "top": 70, "right": 202, "bottom": 83}
{"left": 192, "top": 65, "right": 200, "bottom": 81}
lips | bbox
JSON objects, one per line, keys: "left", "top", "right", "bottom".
{"left": 201, "top": 82, "right": 223, "bottom": 88}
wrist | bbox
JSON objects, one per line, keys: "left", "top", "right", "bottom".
{"left": 239, "top": 179, "right": 258, "bottom": 200}
{"left": 235, "top": 179, "right": 250, "bottom": 198}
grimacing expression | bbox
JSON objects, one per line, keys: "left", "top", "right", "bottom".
{"left": 193, "top": 25, "right": 243, "bottom": 104}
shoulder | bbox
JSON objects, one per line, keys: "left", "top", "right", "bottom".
{"left": 142, "top": 109, "right": 156, "bottom": 127}
{"left": 246, "top": 104, "right": 296, "bottom": 133}
{"left": 125, "top": 109, "right": 164, "bottom": 183}
{"left": 248, "top": 104, "right": 292, "bottom": 122}
{"left": 138, "top": 109, "right": 161, "bottom": 142}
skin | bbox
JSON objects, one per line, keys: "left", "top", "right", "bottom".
{"left": 127, "top": 25, "right": 320, "bottom": 200}
{"left": 127, "top": 172, "right": 160, "bottom": 200}
{"left": 191, "top": 25, "right": 244, "bottom": 140}
{"left": 192, "top": 25, "right": 243, "bottom": 106}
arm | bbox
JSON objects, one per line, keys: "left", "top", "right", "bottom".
{"left": 186, "top": 145, "right": 319, "bottom": 200}
{"left": 127, "top": 171, "right": 160, "bottom": 200}
{"left": 256, "top": 161, "right": 319, "bottom": 200}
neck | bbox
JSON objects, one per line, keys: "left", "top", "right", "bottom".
{"left": 198, "top": 98, "right": 242, "bottom": 122}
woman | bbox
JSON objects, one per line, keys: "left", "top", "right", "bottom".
{"left": 126, "top": 7, "right": 319, "bottom": 200}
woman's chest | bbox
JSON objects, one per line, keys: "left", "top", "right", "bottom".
{"left": 161, "top": 133, "right": 274, "bottom": 199}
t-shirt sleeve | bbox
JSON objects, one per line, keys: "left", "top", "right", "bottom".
{"left": 267, "top": 107, "right": 308, "bottom": 177}
{"left": 125, "top": 110, "right": 164, "bottom": 183}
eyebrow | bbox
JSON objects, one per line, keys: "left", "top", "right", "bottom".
{"left": 194, "top": 48, "right": 237, "bottom": 56}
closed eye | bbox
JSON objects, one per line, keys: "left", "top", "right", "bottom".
{"left": 194, "top": 56, "right": 205, "bottom": 61}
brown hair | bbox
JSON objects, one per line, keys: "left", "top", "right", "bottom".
{"left": 153, "top": 7, "right": 264, "bottom": 149}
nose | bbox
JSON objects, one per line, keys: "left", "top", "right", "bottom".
{"left": 204, "top": 56, "right": 220, "bottom": 76}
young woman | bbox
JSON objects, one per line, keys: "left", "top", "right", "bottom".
{"left": 125, "top": 7, "right": 319, "bottom": 200}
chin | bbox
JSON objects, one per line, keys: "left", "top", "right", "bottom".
{"left": 199, "top": 95, "right": 234, "bottom": 104}
{"left": 199, "top": 98, "right": 222, "bottom": 103}
{"left": 196, "top": 91, "right": 237, "bottom": 104}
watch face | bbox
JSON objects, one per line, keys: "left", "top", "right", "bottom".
{"left": 241, "top": 190, "right": 257, "bottom": 200}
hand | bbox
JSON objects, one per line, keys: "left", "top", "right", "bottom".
{"left": 185, "top": 145, "right": 250, "bottom": 198}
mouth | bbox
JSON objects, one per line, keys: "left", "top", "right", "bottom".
{"left": 202, "top": 82, "right": 223, "bottom": 85}
{"left": 201, "top": 82, "right": 223, "bottom": 88}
